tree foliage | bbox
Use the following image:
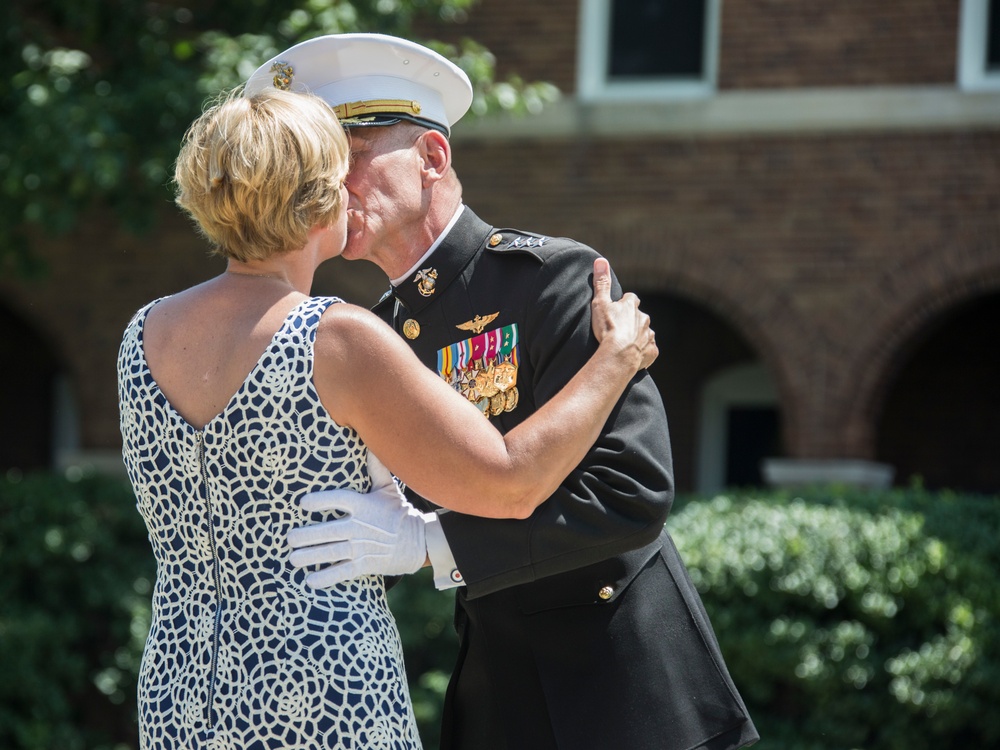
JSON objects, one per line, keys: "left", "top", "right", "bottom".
{"left": 0, "top": 0, "right": 558, "bottom": 277}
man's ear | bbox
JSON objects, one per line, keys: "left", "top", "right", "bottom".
{"left": 417, "top": 129, "right": 451, "bottom": 185}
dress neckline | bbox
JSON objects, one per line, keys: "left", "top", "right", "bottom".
{"left": 134, "top": 297, "right": 320, "bottom": 433}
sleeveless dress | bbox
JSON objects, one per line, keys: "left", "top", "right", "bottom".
{"left": 117, "top": 296, "right": 422, "bottom": 750}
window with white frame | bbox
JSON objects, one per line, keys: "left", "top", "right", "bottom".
{"left": 959, "top": 0, "right": 1000, "bottom": 90}
{"left": 577, "top": 0, "right": 721, "bottom": 102}
{"left": 696, "top": 363, "right": 779, "bottom": 495}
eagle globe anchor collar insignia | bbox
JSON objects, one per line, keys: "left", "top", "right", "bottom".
{"left": 414, "top": 267, "right": 438, "bottom": 297}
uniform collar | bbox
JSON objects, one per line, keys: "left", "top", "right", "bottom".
{"left": 391, "top": 204, "right": 465, "bottom": 286}
{"left": 390, "top": 206, "right": 493, "bottom": 314}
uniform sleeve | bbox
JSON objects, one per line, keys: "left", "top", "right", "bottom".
{"left": 437, "top": 243, "right": 675, "bottom": 599}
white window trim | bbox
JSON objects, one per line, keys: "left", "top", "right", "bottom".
{"left": 576, "top": 0, "right": 721, "bottom": 102}
{"left": 695, "top": 362, "right": 777, "bottom": 496}
{"left": 958, "top": 0, "right": 1000, "bottom": 90}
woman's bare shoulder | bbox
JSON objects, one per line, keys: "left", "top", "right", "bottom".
{"left": 316, "top": 302, "right": 396, "bottom": 349}
{"left": 312, "top": 301, "right": 415, "bottom": 427}
{"left": 314, "top": 302, "right": 410, "bottom": 383}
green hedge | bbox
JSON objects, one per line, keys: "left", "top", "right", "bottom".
{"left": 670, "top": 487, "right": 1000, "bottom": 750}
{"left": 0, "top": 471, "right": 152, "bottom": 750}
{"left": 2, "top": 473, "right": 998, "bottom": 749}
{"left": 386, "top": 570, "right": 457, "bottom": 749}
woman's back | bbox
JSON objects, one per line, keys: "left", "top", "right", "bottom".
{"left": 138, "top": 279, "right": 310, "bottom": 429}
{"left": 118, "top": 295, "right": 421, "bottom": 750}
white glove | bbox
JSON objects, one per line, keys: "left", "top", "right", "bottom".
{"left": 287, "top": 453, "right": 433, "bottom": 588}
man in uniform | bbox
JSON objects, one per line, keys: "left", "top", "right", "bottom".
{"left": 249, "top": 34, "right": 758, "bottom": 750}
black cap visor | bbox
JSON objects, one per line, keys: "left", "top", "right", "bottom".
{"left": 338, "top": 112, "right": 449, "bottom": 137}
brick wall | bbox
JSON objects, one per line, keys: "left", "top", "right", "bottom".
{"left": 719, "top": 0, "right": 960, "bottom": 88}
{"left": 451, "top": 128, "right": 1000, "bottom": 482}
{"left": 417, "top": 0, "right": 582, "bottom": 93}
{"left": 4, "top": 1, "right": 998, "bottom": 491}
{"left": 422, "top": 0, "right": 961, "bottom": 92}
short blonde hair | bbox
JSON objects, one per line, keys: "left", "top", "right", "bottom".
{"left": 173, "top": 88, "right": 350, "bottom": 261}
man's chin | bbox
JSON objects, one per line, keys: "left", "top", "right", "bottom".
{"left": 341, "top": 235, "right": 367, "bottom": 262}
{"left": 342, "top": 232, "right": 392, "bottom": 273}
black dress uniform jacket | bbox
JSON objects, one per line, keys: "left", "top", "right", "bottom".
{"left": 373, "top": 208, "right": 758, "bottom": 750}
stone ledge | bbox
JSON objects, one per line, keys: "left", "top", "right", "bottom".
{"left": 452, "top": 86, "right": 1000, "bottom": 141}
{"left": 762, "top": 458, "right": 895, "bottom": 489}
{"left": 55, "top": 449, "right": 126, "bottom": 478}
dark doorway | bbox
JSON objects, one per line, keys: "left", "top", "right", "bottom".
{"left": 876, "top": 293, "right": 1000, "bottom": 494}
{"left": 726, "top": 406, "right": 781, "bottom": 487}
{"left": 0, "top": 305, "right": 60, "bottom": 472}
{"left": 638, "top": 292, "right": 780, "bottom": 492}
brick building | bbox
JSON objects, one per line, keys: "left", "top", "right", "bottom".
{"left": 3, "top": 0, "right": 999, "bottom": 494}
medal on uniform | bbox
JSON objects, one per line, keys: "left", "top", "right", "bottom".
{"left": 489, "top": 392, "right": 506, "bottom": 416}
{"left": 478, "top": 363, "right": 500, "bottom": 398}
{"left": 493, "top": 360, "right": 517, "bottom": 393}
{"left": 437, "top": 323, "right": 520, "bottom": 419}
{"left": 459, "top": 369, "right": 480, "bottom": 401}
{"left": 504, "top": 387, "right": 519, "bottom": 412}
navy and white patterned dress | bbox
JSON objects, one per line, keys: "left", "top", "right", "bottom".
{"left": 117, "top": 296, "right": 421, "bottom": 750}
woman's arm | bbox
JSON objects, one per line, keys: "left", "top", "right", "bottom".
{"left": 314, "top": 258, "right": 656, "bottom": 519}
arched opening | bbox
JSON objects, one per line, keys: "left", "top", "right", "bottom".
{"left": 0, "top": 303, "right": 71, "bottom": 473}
{"left": 876, "top": 292, "right": 1000, "bottom": 493}
{"left": 639, "top": 292, "right": 784, "bottom": 493}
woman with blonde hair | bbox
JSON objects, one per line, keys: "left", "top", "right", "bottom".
{"left": 118, "top": 88, "right": 656, "bottom": 749}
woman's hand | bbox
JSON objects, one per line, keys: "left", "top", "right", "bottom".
{"left": 590, "top": 257, "right": 658, "bottom": 371}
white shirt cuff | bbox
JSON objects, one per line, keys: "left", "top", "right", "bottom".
{"left": 425, "top": 511, "right": 464, "bottom": 589}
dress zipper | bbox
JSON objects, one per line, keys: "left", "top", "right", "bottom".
{"left": 196, "top": 431, "right": 225, "bottom": 733}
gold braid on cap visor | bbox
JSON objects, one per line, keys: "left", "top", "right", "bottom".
{"left": 332, "top": 99, "right": 423, "bottom": 121}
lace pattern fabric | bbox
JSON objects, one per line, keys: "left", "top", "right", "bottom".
{"left": 118, "top": 296, "right": 421, "bottom": 750}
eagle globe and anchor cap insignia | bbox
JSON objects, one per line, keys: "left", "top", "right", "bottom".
{"left": 269, "top": 61, "right": 294, "bottom": 90}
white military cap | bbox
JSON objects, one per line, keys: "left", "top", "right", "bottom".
{"left": 244, "top": 33, "right": 473, "bottom": 136}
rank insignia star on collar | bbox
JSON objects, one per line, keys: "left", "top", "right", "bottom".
{"left": 414, "top": 267, "right": 438, "bottom": 297}
{"left": 456, "top": 312, "right": 499, "bottom": 334}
